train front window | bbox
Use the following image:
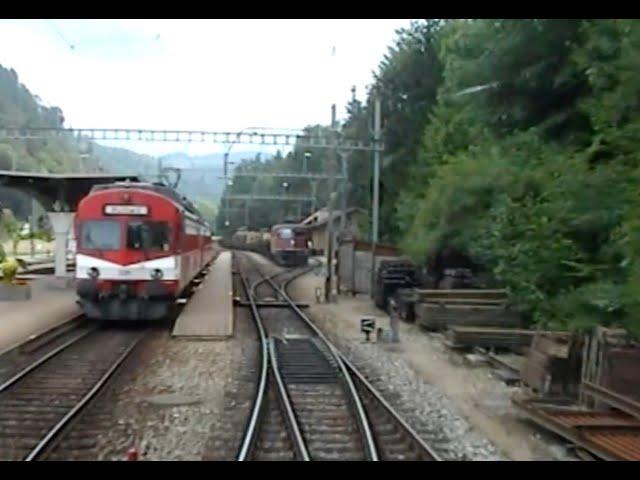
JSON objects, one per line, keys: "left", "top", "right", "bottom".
{"left": 279, "top": 228, "right": 294, "bottom": 239}
{"left": 80, "top": 220, "right": 121, "bottom": 250}
{"left": 127, "top": 221, "right": 170, "bottom": 251}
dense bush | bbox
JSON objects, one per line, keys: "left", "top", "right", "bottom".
{"left": 391, "top": 20, "right": 640, "bottom": 336}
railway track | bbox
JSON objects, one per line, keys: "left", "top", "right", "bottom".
{"left": 0, "top": 325, "right": 145, "bottom": 460}
{"left": 235, "top": 252, "right": 439, "bottom": 461}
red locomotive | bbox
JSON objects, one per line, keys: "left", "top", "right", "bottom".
{"left": 270, "top": 223, "right": 311, "bottom": 267}
{"left": 74, "top": 181, "right": 215, "bottom": 321}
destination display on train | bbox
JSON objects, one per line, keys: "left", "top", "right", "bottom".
{"left": 103, "top": 204, "right": 149, "bottom": 215}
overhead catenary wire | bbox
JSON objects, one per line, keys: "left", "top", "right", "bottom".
{"left": 45, "top": 20, "right": 76, "bottom": 52}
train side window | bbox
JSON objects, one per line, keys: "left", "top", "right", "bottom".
{"left": 127, "top": 221, "right": 170, "bottom": 251}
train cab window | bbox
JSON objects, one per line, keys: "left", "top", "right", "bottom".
{"left": 278, "top": 228, "right": 294, "bottom": 239}
{"left": 80, "top": 220, "right": 121, "bottom": 250}
{"left": 127, "top": 221, "right": 170, "bottom": 251}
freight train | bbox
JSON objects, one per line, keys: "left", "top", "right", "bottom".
{"left": 231, "top": 228, "right": 265, "bottom": 245}
{"left": 270, "top": 223, "right": 311, "bottom": 267}
{"left": 74, "top": 181, "right": 215, "bottom": 321}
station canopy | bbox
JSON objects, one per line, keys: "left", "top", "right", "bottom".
{"left": 0, "top": 170, "right": 140, "bottom": 212}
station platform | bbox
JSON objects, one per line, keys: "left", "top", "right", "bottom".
{"left": 0, "top": 276, "right": 80, "bottom": 355}
{"left": 172, "top": 251, "right": 234, "bottom": 339}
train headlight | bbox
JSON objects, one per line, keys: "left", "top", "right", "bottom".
{"left": 151, "top": 269, "right": 164, "bottom": 280}
{"left": 88, "top": 267, "right": 100, "bottom": 279}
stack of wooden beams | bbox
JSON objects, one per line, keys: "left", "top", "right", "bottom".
{"left": 445, "top": 326, "right": 570, "bottom": 350}
{"left": 414, "top": 289, "right": 521, "bottom": 331}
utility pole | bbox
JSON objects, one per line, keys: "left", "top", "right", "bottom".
{"left": 370, "top": 95, "right": 381, "bottom": 298}
{"left": 339, "top": 151, "right": 349, "bottom": 234}
{"left": 310, "top": 180, "right": 318, "bottom": 214}
{"left": 303, "top": 151, "right": 310, "bottom": 173}
{"left": 336, "top": 150, "right": 350, "bottom": 296}
{"left": 29, "top": 196, "right": 36, "bottom": 258}
{"left": 325, "top": 104, "right": 337, "bottom": 303}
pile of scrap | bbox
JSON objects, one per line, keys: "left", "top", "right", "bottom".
{"left": 514, "top": 328, "right": 640, "bottom": 460}
{"left": 513, "top": 393, "right": 640, "bottom": 460}
{"left": 414, "top": 289, "right": 521, "bottom": 331}
{"left": 520, "top": 332, "right": 582, "bottom": 398}
{"left": 581, "top": 327, "right": 640, "bottom": 406}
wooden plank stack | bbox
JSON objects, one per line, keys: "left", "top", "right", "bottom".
{"left": 445, "top": 326, "right": 569, "bottom": 351}
{"left": 520, "top": 332, "right": 583, "bottom": 398}
{"left": 373, "top": 259, "right": 419, "bottom": 311}
{"left": 414, "top": 289, "right": 521, "bottom": 331}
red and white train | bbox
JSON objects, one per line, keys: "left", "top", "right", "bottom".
{"left": 74, "top": 181, "right": 215, "bottom": 321}
{"left": 270, "top": 223, "right": 311, "bottom": 267}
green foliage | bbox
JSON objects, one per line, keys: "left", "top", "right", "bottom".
{"left": 0, "top": 64, "right": 106, "bottom": 175}
{"left": 195, "top": 199, "right": 217, "bottom": 230}
{"left": 389, "top": 19, "right": 640, "bottom": 335}
{"left": 216, "top": 125, "right": 345, "bottom": 235}
{"left": 369, "top": 20, "right": 445, "bottom": 242}
{"left": 114, "top": 18, "right": 640, "bottom": 337}
{"left": 1, "top": 215, "right": 22, "bottom": 253}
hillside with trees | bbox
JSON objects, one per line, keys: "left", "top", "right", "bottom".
{"left": 0, "top": 64, "right": 220, "bottom": 228}
{"left": 215, "top": 126, "right": 345, "bottom": 233}
{"left": 0, "top": 65, "right": 101, "bottom": 174}
{"left": 219, "top": 19, "right": 640, "bottom": 336}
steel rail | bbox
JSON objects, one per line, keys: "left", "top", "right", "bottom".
{"left": 244, "top": 253, "right": 379, "bottom": 460}
{"left": 25, "top": 331, "right": 146, "bottom": 461}
{"left": 236, "top": 272, "right": 270, "bottom": 461}
{"left": 0, "top": 326, "right": 96, "bottom": 394}
{"left": 268, "top": 339, "right": 311, "bottom": 461}
{"left": 278, "top": 266, "right": 441, "bottom": 461}
{"left": 340, "top": 355, "right": 441, "bottom": 460}
{"left": 582, "top": 381, "right": 640, "bottom": 421}
{"left": 237, "top": 257, "right": 311, "bottom": 460}
{"left": 0, "top": 314, "right": 86, "bottom": 360}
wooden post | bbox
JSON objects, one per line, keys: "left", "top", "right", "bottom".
{"left": 580, "top": 333, "right": 590, "bottom": 405}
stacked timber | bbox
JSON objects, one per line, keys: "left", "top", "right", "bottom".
{"left": 414, "top": 289, "right": 521, "bottom": 331}
{"left": 520, "top": 332, "right": 583, "bottom": 398}
{"left": 373, "top": 259, "right": 419, "bottom": 311}
{"left": 445, "top": 326, "right": 569, "bottom": 351}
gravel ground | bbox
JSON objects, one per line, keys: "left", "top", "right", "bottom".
{"left": 44, "top": 251, "right": 572, "bottom": 461}
{"left": 48, "top": 261, "right": 258, "bottom": 461}
{"left": 246, "top": 253, "right": 500, "bottom": 460}
{"left": 287, "top": 263, "right": 575, "bottom": 461}
{"left": 47, "top": 328, "right": 233, "bottom": 460}
{"left": 338, "top": 341, "right": 502, "bottom": 460}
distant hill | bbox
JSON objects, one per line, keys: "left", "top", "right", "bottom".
{"left": 0, "top": 63, "right": 272, "bottom": 230}
{"left": 91, "top": 143, "right": 157, "bottom": 177}
{"left": 159, "top": 151, "right": 273, "bottom": 204}
{"left": 159, "top": 151, "right": 271, "bottom": 169}
{"left": 0, "top": 64, "right": 100, "bottom": 174}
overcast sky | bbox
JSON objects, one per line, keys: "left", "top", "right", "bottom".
{"left": 0, "top": 19, "right": 412, "bottom": 156}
